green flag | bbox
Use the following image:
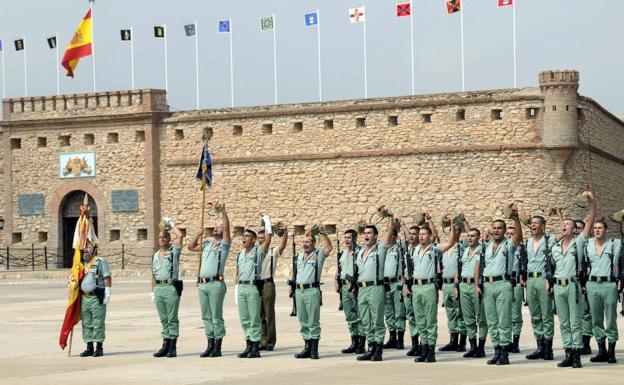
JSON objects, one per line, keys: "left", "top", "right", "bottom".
{"left": 260, "top": 16, "right": 274, "bottom": 31}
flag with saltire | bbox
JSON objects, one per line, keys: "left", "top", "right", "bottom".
{"left": 446, "top": 0, "right": 462, "bottom": 14}
{"left": 61, "top": 9, "right": 93, "bottom": 78}
{"left": 396, "top": 2, "right": 411, "bottom": 17}
{"left": 349, "top": 6, "right": 366, "bottom": 23}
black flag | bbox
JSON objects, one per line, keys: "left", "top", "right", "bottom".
{"left": 154, "top": 26, "right": 165, "bottom": 38}
{"left": 47, "top": 36, "right": 57, "bottom": 49}
{"left": 120, "top": 29, "right": 132, "bottom": 41}
{"left": 14, "top": 38, "right": 24, "bottom": 51}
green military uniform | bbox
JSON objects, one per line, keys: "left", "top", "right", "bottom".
{"left": 440, "top": 242, "right": 466, "bottom": 350}
{"left": 383, "top": 242, "right": 406, "bottom": 348}
{"left": 80, "top": 256, "right": 111, "bottom": 344}
{"left": 410, "top": 242, "right": 439, "bottom": 362}
{"left": 355, "top": 242, "right": 388, "bottom": 361}
{"left": 152, "top": 244, "right": 182, "bottom": 357}
{"left": 294, "top": 248, "right": 326, "bottom": 359}
{"left": 551, "top": 236, "right": 586, "bottom": 367}
{"left": 259, "top": 247, "right": 280, "bottom": 350}
{"left": 525, "top": 234, "right": 556, "bottom": 359}
{"left": 482, "top": 237, "right": 517, "bottom": 365}
{"left": 404, "top": 244, "right": 420, "bottom": 356}
{"left": 459, "top": 243, "right": 488, "bottom": 357}
{"left": 237, "top": 246, "right": 266, "bottom": 346}
{"left": 338, "top": 247, "right": 364, "bottom": 352}
{"left": 511, "top": 247, "right": 524, "bottom": 346}
{"left": 580, "top": 233, "right": 621, "bottom": 363}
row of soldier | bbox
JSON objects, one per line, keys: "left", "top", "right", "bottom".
{"left": 74, "top": 191, "right": 623, "bottom": 368}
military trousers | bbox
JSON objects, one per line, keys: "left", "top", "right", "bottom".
{"left": 587, "top": 281, "right": 619, "bottom": 343}
{"left": 81, "top": 295, "right": 106, "bottom": 343}
{"left": 238, "top": 284, "right": 262, "bottom": 342}
{"left": 459, "top": 282, "right": 488, "bottom": 340}
{"left": 260, "top": 281, "right": 277, "bottom": 348}
{"left": 358, "top": 285, "right": 385, "bottom": 343}
{"left": 295, "top": 287, "right": 321, "bottom": 340}
{"left": 483, "top": 280, "right": 513, "bottom": 347}
{"left": 411, "top": 283, "right": 438, "bottom": 346}
{"left": 384, "top": 281, "right": 406, "bottom": 332}
{"left": 526, "top": 276, "right": 554, "bottom": 340}
{"left": 154, "top": 284, "right": 180, "bottom": 339}
{"left": 198, "top": 281, "right": 227, "bottom": 339}
{"left": 581, "top": 294, "right": 593, "bottom": 337}
{"left": 554, "top": 281, "right": 584, "bottom": 349}
{"left": 442, "top": 283, "right": 465, "bottom": 334}
{"left": 403, "top": 284, "right": 418, "bottom": 338}
{"left": 511, "top": 284, "right": 524, "bottom": 336}
{"left": 341, "top": 285, "right": 361, "bottom": 336}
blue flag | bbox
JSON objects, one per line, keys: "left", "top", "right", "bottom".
{"left": 0, "top": 39, "right": 3, "bottom": 51}
{"left": 305, "top": 12, "right": 318, "bottom": 27}
{"left": 218, "top": 20, "right": 231, "bottom": 33}
{"left": 196, "top": 144, "right": 212, "bottom": 187}
{"left": 184, "top": 23, "right": 196, "bottom": 37}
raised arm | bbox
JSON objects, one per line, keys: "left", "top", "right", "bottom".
{"left": 427, "top": 213, "right": 439, "bottom": 243}
{"left": 277, "top": 225, "right": 288, "bottom": 255}
{"left": 260, "top": 232, "right": 273, "bottom": 254}
{"left": 221, "top": 202, "right": 231, "bottom": 244}
{"left": 188, "top": 229, "right": 204, "bottom": 252}
{"left": 512, "top": 214, "right": 523, "bottom": 246}
{"left": 172, "top": 225, "right": 184, "bottom": 247}
{"left": 439, "top": 220, "right": 457, "bottom": 253}
{"left": 582, "top": 192, "right": 596, "bottom": 239}
{"left": 319, "top": 230, "right": 333, "bottom": 256}
{"left": 384, "top": 211, "right": 395, "bottom": 246}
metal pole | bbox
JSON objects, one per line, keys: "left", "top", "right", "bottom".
{"left": 363, "top": 15, "right": 368, "bottom": 99}
{"left": 6, "top": 246, "right": 9, "bottom": 270}
{"left": 44, "top": 246, "right": 48, "bottom": 270}
{"left": 164, "top": 24, "right": 169, "bottom": 93}
{"left": 194, "top": 20, "right": 200, "bottom": 109}
{"left": 130, "top": 27, "right": 135, "bottom": 89}
{"left": 1, "top": 38, "right": 5, "bottom": 99}
{"left": 460, "top": 4, "right": 465, "bottom": 92}
{"left": 55, "top": 33, "right": 60, "bottom": 95}
{"left": 316, "top": 9, "right": 322, "bottom": 102}
{"left": 512, "top": 0, "right": 517, "bottom": 88}
{"left": 272, "top": 14, "right": 277, "bottom": 105}
{"left": 90, "top": 0, "right": 96, "bottom": 92}
{"left": 23, "top": 36, "right": 28, "bottom": 97}
{"left": 122, "top": 243, "right": 125, "bottom": 270}
{"left": 229, "top": 18, "right": 234, "bottom": 108}
{"left": 410, "top": 0, "right": 415, "bottom": 95}
{"left": 31, "top": 243, "right": 35, "bottom": 271}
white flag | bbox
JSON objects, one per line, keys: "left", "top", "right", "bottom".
{"left": 349, "top": 6, "right": 366, "bottom": 23}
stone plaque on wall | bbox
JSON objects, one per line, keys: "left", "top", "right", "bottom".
{"left": 59, "top": 152, "right": 96, "bottom": 179}
{"left": 111, "top": 190, "right": 138, "bottom": 212}
{"left": 18, "top": 194, "right": 45, "bottom": 215}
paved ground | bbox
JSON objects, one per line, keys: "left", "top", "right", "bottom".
{"left": 1, "top": 277, "right": 623, "bottom": 385}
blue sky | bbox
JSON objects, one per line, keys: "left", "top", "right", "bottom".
{"left": 0, "top": 0, "right": 621, "bottom": 114}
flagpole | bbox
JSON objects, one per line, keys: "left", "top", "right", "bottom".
{"left": 90, "top": 0, "right": 96, "bottom": 93}
{"left": 409, "top": 0, "right": 415, "bottom": 95}
{"left": 55, "top": 34, "right": 60, "bottom": 95}
{"left": 512, "top": 1, "right": 517, "bottom": 88}
{"left": 23, "top": 37, "right": 28, "bottom": 97}
{"left": 272, "top": 14, "right": 278, "bottom": 105}
{"left": 164, "top": 24, "right": 169, "bottom": 94}
{"left": 460, "top": 5, "right": 465, "bottom": 92}
{"left": 130, "top": 27, "right": 135, "bottom": 89}
{"left": 363, "top": 14, "right": 368, "bottom": 99}
{"left": 316, "top": 9, "right": 322, "bottom": 102}
{"left": 1, "top": 39, "right": 5, "bottom": 99}
{"left": 194, "top": 21, "right": 200, "bottom": 109}
{"left": 67, "top": 329, "right": 73, "bottom": 357}
{"left": 229, "top": 18, "right": 234, "bottom": 108}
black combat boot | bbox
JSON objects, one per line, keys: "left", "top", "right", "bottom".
{"left": 93, "top": 342, "right": 104, "bottom": 357}
{"left": 511, "top": 334, "right": 520, "bottom": 353}
{"left": 415, "top": 343, "right": 423, "bottom": 356}
{"left": 572, "top": 348, "right": 583, "bottom": 368}
{"left": 371, "top": 342, "right": 383, "bottom": 361}
{"left": 310, "top": 339, "right": 319, "bottom": 360}
{"left": 463, "top": 338, "right": 477, "bottom": 358}
{"left": 406, "top": 335, "right": 419, "bottom": 356}
{"left": 200, "top": 337, "right": 214, "bottom": 358}
{"left": 153, "top": 339, "right": 169, "bottom": 357}
{"left": 397, "top": 331, "right": 405, "bottom": 349}
{"left": 590, "top": 339, "right": 608, "bottom": 362}
{"left": 80, "top": 342, "right": 94, "bottom": 357}
{"left": 296, "top": 340, "right": 312, "bottom": 359}
{"left": 342, "top": 335, "right": 357, "bottom": 354}
{"left": 487, "top": 346, "right": 501, "bottom": 365}
{"left": 439, "top": 332, "right": 458, "bottom": 351}
{"left": 166, "top": 338, "right": 177, "bottom": 358}
{"left": 496, "top": 346, "right": 509, "bottom": 365}
{"left": 526, "top": 338, "right": 544, "bottom": 360}
{"left": 607, "top": 341, "right": 617, "bottom": 364}
{"left": 557, "top": 348, "right": 573, "bottom": 367}
{"left": 248, "top": 341, "right": 261, "bottom": 358}
{"left": 356, "top": 336, "right": 366, "bottom": 354}
{"left": 239, "top": 339, "right": 252, "bottom": 358}
{"left": 457, "top": 333, "right": 467, "bottom": 352}
{"left": 580, "top": 335, "right": 592, "bottom": 355}
{"left": 426, "top": 344, "right": 436, "bottom": 363}
{"left": 543, "top": 339, "right": 554, "bottom": 360}
{"left": 383, "top": 331, "right": 397, "bottom": 349}
{"left": 209, "top": 338, "right": 222, "bottom": 357}
{"left": 416, "top": 344, "right": 429, "bottom": 362}
{"left": 357, "top": 342, "right": 375, "bottom": 361}
{"left": 475, "top": 338, "right": 486, "bottom": 358}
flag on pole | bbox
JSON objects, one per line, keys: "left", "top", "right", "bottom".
{"left": 218, "top": 20, "right": 231, "bottom": 33}
{"left": 120, "top": 29, "right": 131, "bottom": 41}
{"left": 305, "top": 11, "right": 319, "bottom": 27}
{"left": 260, "top": 16, "right": 274, "bottom": 31}
{"left": 0, "top": 39, "right": 3, "bottom": 51}
{"left": 154, "top": 26, "right": 165, "bottom": 38}
{"left": 196, "top": 144, "right": 213, "bottom": 188}
{"left": 498, "top": 0, "right": 513, "bottom": 6}
{"left": 396, "top": 2, "right": 411, "bottom": 17}
{"left": 349, "top": 6, "right": 366, "bottom": 23}
{"left": 47, "top": 36, "right": 57, "bottom": 49}
{"left": 14, "top": 38, "right": 25, "bottom": 51}
{"left": 446, "top": 0, "right": 462, "bottom": 14}
{"left": 184, "top": 23, "right": 196, "bottom": 37}
{"left": 61, "top": 9, "right": 93, "bottom": 78}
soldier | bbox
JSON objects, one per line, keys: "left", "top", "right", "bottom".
{"left": 401, "top": 224, "right": 422, "bottom": 357}
{"left": 382, "top": 227, "right": 407, "bottom": 350}
{"left": 573, "top": 219, "right": 594, "bottom": 355}
{"left": 522, "top": 215, "right": 557, "bottom": 361}
{"left": 79, "top": 238, "right": 112, "bottom": 357}
{"left": 456, "top": 228, "right": 488, "bottom": 358}
{"left": 151, "top": 218, "right": 184, "bottom": 358}
{"left": 551, "top": 197, "right": 595, "bottom": 369}
{"left": 505, "top": 226, "right": 524, "bottom": 353}
{"left": 336, "top": 229, "right": 365, "bottom": 354}
{"left": 188, "top": 203, "right": 231, "bottom": 358}
{"left": 235, "top": 218, "right": 273, "bottom": 359}
{"left": 475, "top": 213, "right": 522, "bottom": 365}
{"left": 257, "top": 224, "right": 288, "bottom": 351}
{"left": 355, "top": 218, "right": 393, "bottom": 362}
{"left": 291, "top": 226, "right": 332, "bottom": 359}
{"left": 581, "top": 217, "right": 621, "bottom": 364}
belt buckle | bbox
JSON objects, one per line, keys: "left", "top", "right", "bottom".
{"left": 298, "top": 284, "right": 304, "bottom": 290}
{"left": 597, "top": 277, "right": 602, "bottom": 283}
{"left": 561, "top": 279, "right": 567, "bottom": 286}
{"left": 488, "top": 276, "right": 494, "bottom": 283}
{"left": 531, "top": 272, "right": 537, "bottom": 278}
{"left": 362, "top": 281, "right": 368, "bottom": 288}
{"left": 417, "top": 279, "right": 422, "bottom": 285}
{"left": 218, "top": 275, "right": 224, "bottom": 281}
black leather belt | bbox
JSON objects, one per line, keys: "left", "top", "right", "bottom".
{"left": 556, "top": 278, "right": 576, "bottom": 286}
{"left": 82, "top": 291, "right": 94, "bottom": 297}
{"left": 358, "top": 280, "right": 382, "bottom": 288}
{"left": 239, "top": 280, "right": 255, "bottom": 285}
{"left": 296, "top": 283, "right": 320, "bottom": 289}
{"left": 528, "top": 272, "right": 543, "bottom": 278}
{"left": 383, "top": 277, "right": 399, "bottom": 284}
{"left": 412, "top": 278, "right": 434, "bottom": 286}
{"left": 484, "top": 275, "right": 507, "bottom": 283}
{"left": 155, "top": 279, "right": 173, "bottom": 285}
{"left": 198, "top": 275, "right": 224, "bottom": 283}
{"left": 590, "top": 276, "right": 613, "bottom": 283}
{"left": 261, "top": 277, "right": 274, "bottom": 283}
{"left": 443, "top": 278, "right": 455, "bottom": 284}
{"left": 461, "top": 277, "right": 475, "bottom": 284}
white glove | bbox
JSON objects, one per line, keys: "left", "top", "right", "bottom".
{"left": 103, "top": 287, "right": 112, "bottom": 304}
{"left": 234, "top": 284, "right": 239, "bottom": 305}
{"left": 263, "top": 214, "right": 272, "bottom": 235}
{"left": 163, "top": 216, "right": 176, "bottom": 228}
{"left": 150, "top": 292, "right": 155, "bottom": 303}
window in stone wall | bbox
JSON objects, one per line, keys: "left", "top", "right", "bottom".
{"left": 293, "top": 121, "right": 303, "bottom": 132}
{"left": 577, "top": 108, "right": 585, "bottom": 121}
{"left": 491, "top": 109, "right": 504, "bottom": 120}
{"left": 84, "top": 133, "right": 95, "bottom": 145}
{"left": 234, "top": 226, "right": 244, "bottom": 237}
{"left": 295, "top": 225, "right": 306, "bottom": 236}
{"left": 175, "top": 129, "right": 185, "bottom": 140}
{"left": 135, "top": 130, "right": 145, "bottom": 142}
{"left": 566, "top": 105, "right": 570, "bottom": 111}
{"left": 526, "top": 108, "right": 539, "bottom": 119}
{"left": 262, "top": 123, "right": 273, "bottom": 135}
{"left": 324, "top": 224, "right": 337, "bottom": 235}
{"left": 12, "top": 232, "right": 22, "bottom": 244}
{"left": 109, "top": 229, "right": 120, "bottom": 241}
{"left": 203, "top": 127, "right": 213, "bottom": 140}
{"left": 356, "top": 117, "right": 367, "bottom": 127}
{"left": 422, "top": 113, "right": 432, "bottom": 123}
{"left": 137, "top": 228, "right": 148, "bottom": 241}
{"left": 59, "top": 135, "right": 71, "bottom": 147}
{"left": 552, "top": 105, "right": 557, "bottom": 112}
{"left": 456, "top": 109, "right": 466, "bottom": 121}
{"left": 38, "top": 231, "right": 48, "bottom": 242}
{"left": 107, "top": 132, "right": 119, "bottom": 143}
{"left": 233, "top": 125, "right": 243, "bottom": 136}
{"left": 204, "top": 227, "right": 214, "bottom": 237}
{"left": 37, "top": 137, "right": 47, "bottom": 148}
{"left": 324, "top": 119, "right": 334, "bottom": 129}
{"left": 388, "top": 115, "right": 399, "bottom": 127}
{"left": 10, "top": 138, "right": 21, "bottom": 149}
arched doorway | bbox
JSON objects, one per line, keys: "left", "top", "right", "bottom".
{"left": 60, "top": 191, "right": 98, "bottom": 267}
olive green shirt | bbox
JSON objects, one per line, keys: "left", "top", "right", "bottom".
{"left": 260, "top": 247, "right": 281, "bottom": 279}
{"left": 526, "top": 234, "right": 556, "bottom": 274}
{"left": 355, "top": 242, "right": 388, "bottom": 282}
{"left": 237, "top": 246, "right": 266, "bottom": 281}
{"left": 339, "top": 247, "right": 358, "bottom": 280}
{"left": 482, "top": 238, "right": 517, "bottom": 278}
{"left": 411, "top": 243, "right": 439, "bottom": 280}
{"left": 151, "top": 245, "right": 182, "bottom": 281}
{"left": 295, "top": 248, "right": 326, "bottom": 285}
{"left": 551, "top": 236, "right": 584, "bottom": 280}
{"left": 81, "top": 257, "right": 111, "bottom": 292}
{"left": 578, "top": 233, "right": 622, "bottom": 278}
{"left": 384, "top": 242, "right": 403, "bottom": 279}
{"left": 442, "top": 241, "right": 467, "bottom": 279}
{"left": 200, "top": 240, "right": 231, "bottom": 277}
{"left": 460, "top": 243, "right": 482, "bottom": 279}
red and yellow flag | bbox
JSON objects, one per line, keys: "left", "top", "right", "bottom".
{"left": 446, "top": 0, "right": 462, "bottom": 14}
{"left": 61, "top": 9, "right": 93, "bottom": 78}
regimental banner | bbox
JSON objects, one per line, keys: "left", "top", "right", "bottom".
{"left": 59, "top": 152, "right": 96, "bottom": 179}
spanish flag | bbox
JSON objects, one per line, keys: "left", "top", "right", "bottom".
{"left": 61, "top": 9, "right": 93, "bottom": 78}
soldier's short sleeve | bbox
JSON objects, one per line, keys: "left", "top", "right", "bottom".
{"left": 99, "top": 258, "right": 112, "bottom": 278}
{"left": 378, "top": 242, "right": 389, "bottom": 258}
{"left": 317, "top": 250, "right": 326, "bottom": 271}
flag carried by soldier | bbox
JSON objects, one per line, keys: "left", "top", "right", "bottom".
{"left": 61, "top": 9, "right": 93, "bottom": 78}
{"left": 196, "top": 142, "right": 213, "bottom": 188}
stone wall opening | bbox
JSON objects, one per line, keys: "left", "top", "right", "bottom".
{"left": 59, "top": 191, "right": 98, "bottom": 268}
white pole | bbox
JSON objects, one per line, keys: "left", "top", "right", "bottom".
{"left": 2, "top": 39, "right": 6, "bottom": 99}
{"left": 55, "top": 33, "right": 60, "bottom": 95}
{"left": 460, "top": 5, "right": 465, "bottom": 92}
{"left": 90, "top": 0, "right": 96, "bottom": 92}
{"left": 23, "top": 37, "right": 28, "bottom": 97}
{"left": 229, "top": 18, "right": 234, "bottom": 108}
{"left": 194, "top": 21, "right": 200, "bottom": 109}
{"left": 130, "top": 27, "right": 135, "bottom": 89}
{"left": 410, "top": 0, "right": 414, "bottom": 95}
{"left": 512, "top": 1, "right": 517, "bottom": 88}
{"left": 363, "top": 15, "right": 368, "bottom": 99}
{"left": 164, "top": 24, "right": 169, "bottom": 93}
{"left": 316, "top": 9, "right": 322, "bottom": 102}
{"left": 272, "top": 14, "right": 277, "bottom": 105}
